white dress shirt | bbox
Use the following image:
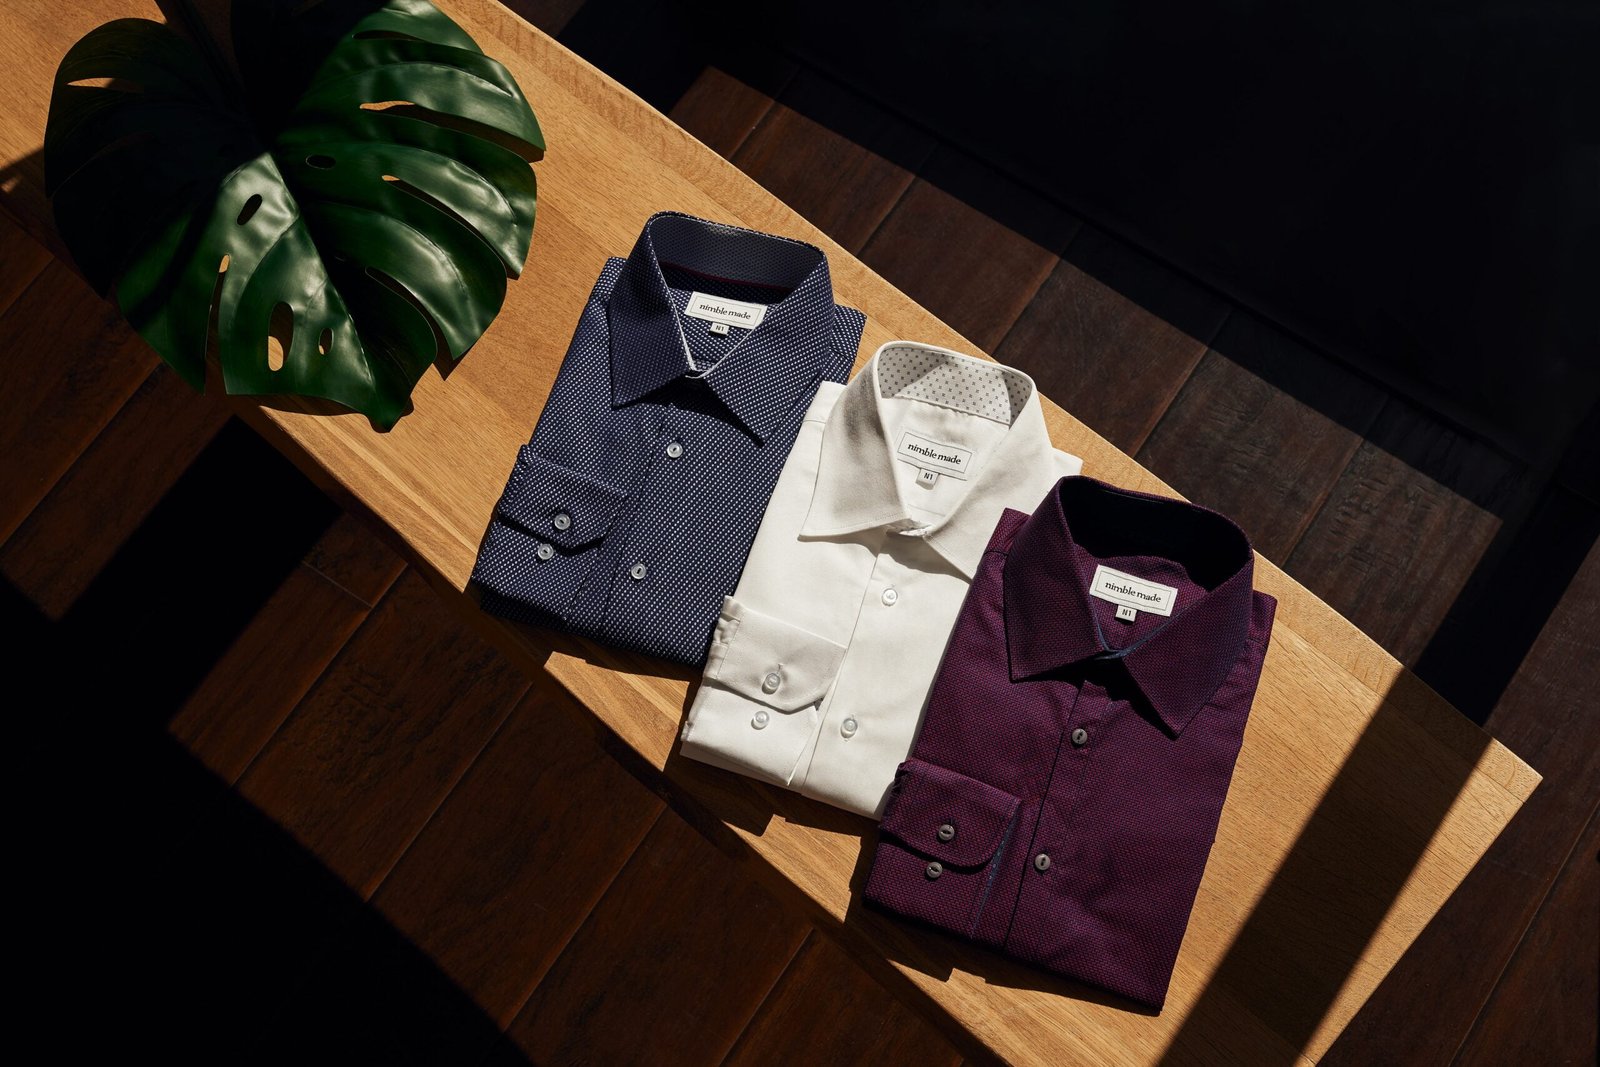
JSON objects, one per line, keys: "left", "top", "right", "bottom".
{"left": 679, "top": 341, "right": 1083, "bottom": 817}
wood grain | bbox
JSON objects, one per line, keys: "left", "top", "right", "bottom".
{"left": 996, "top": 225, "right": 1228, "bottom": 453}
{"left": 238, "top": 570, "right": 529, "bottom": 897}
{"left": 1455, "top": 811, "right": 1599, "bottom": 1066}
{"left": 731, "top": 70, "right": 934, "bottom": 253}
{"left": 0, "top": 209, "right": 49, "bottom": 312}
{"left": 499, "top": 813, "right": 811, "bottom": 1065}
{"left": 0, "top": 2, "right": 1540, "bottom": 1061}
{"left": 1138, "top": 313, "right": 1387, "bottom": 559}
{"left": 1324, "top": 535, "right": 1600, "bottom": 1065}
{"left": 726, "top": 932, "right": 965, "bottom": 1067}
{"left": 0, "top": 365, "right": 228, "bottom": 618}
{"left": 861, "top": 148, "right": 1080, "bottom": 350}
{"left": 0, "top": 260, "right": 154, "bottom": 544}
{"left": 668, "top": 66, "right": 782, "bottom": 160}
{"left": 373, "top": 675, "right": 664, "bottom": 1025}
{"left": 169, "top": 513, "right": 406, "bottom": 783}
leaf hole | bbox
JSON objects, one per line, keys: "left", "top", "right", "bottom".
{"left": 318, "top": 328, "right": 332, "bottom": 356}
{"left": 66, "top": 76, "right": 143, "bottom": 92}
{"left": 217, "top": 254, "right": 231, "bottom": 274}
{"left": 360, "top": 100, "right": 414, "bottom": 111}
{"left": 306, "top": 154, "right": 336, "bottom": 169}
{"left": 266, "top": 302, "right": 294, "bottom": 372}
{"left": 236, "top": 194, "right": 263, "bottom": 226}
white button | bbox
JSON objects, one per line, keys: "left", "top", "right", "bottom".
{"left": 665, "top": 441, "right": 684, "bottom": 459}
{"left": 761, "top": 671, "right": 781, "bottom": 693}
{"left": 552, "top": 512, "right": 571, "bottom": 531}
{"left": 630, "top": 563, "right": 648, "bottom": 580}
{"left": 535, "top": 542, "right": 554, "bottom": 561}
{"left": 752, "top": 710, "right": 769, "bottom": 729}
{"left": 881, "top": 587, "right": 899, "bottom": 606}
{"left": 840, "top": 717, "right": 858, "bottom": 738}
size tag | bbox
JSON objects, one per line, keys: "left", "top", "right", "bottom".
{"left": 683, "top": 292, "right": 767, "bottom": 331}
{"left": 707, "top": 322, "right": 730, "bottom": 336}
{"left": 1115, "top": 604, "right": 1138, "bottom": 623}
{"left": 894, "top": 431, "right": 974, "bottom": 480}
{"left": 1089, "top": 564, "right": 1178, "bottom": 617}
{"left": 916, "top": 468, "right": 940, "bottom": 488}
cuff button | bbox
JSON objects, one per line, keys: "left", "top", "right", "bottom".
{"left": 925, "top": 861, "right": 943, "bottom": 880}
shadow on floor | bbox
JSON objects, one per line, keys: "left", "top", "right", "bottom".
{"left": 8, "top": 422, "right": 529, "bottom": 1064}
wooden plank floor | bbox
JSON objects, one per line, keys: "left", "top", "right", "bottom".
{"left": 4, "top": 7, "right": 1595, "bottom": 1062}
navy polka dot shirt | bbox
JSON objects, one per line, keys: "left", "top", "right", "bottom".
{"left": 473, "top": 212, "right": 864, "bottom": 664}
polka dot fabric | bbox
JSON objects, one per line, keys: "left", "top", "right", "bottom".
{"left": 876, "top": 343, "right": 1030, "bottom": 424}
{"left": 863, "top": 476, "right": 1277, "bottom": 1011}
{"left": 473, "top": 212, "right": 863, "bottom": 665}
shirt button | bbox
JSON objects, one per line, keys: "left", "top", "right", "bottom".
{"left": 840, "top": 717, "right": 858, "bottom": 738}
{"left": 1071, "top": 727, "right": 1089, "bottom": 747}
{"left": 551, "top": 512, "right": 571, "bottom": 532}
{"left": 1034, "top": 852, "right": 1052, "bottom": 872}
{"left": 761, "top": 671, "right": 782, "bottom": 694}
{"left": 752, "top": 710, "right": 769, "bottom": 730}
{"left": 629, "top": 563, "right": 648, "bottom": 581}
{"left": 535, "top": 542, "right": 555, "bottom": 562}
{"left": 925, "top": 861, "right": 943, "bottom": 881}
{"left": 937, "top": 823, "right": 956, "bottom": 843}
{"left": 881, "top": 587, "right": 899, "bottom": 606}
{"left": 665, "top": 441, "right": 684, "bottom": 459}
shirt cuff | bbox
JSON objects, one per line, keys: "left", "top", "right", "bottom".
{"left": 865, "top": 759, "right": 1021, "bottom": 938}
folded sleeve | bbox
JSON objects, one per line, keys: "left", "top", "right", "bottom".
{"left": 865, "top": 759, "right": 1021, "bottom": 938}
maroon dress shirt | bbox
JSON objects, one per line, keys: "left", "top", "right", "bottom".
{"left": 863, "top": 476, "right": 1276, "bottom": 1010}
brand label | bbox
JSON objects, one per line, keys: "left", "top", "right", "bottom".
{"left": 683, "top": 292, "right": 767, "bottom": 330}
{"left": 894, "top": 431, "right": 973, "bottom": 479}
{"left": 1089, "top": 564, "right": 1177, "bottom": 617}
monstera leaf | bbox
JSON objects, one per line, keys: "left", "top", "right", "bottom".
{"left": 44, "top": 0, "right": 543, "bottom": 429}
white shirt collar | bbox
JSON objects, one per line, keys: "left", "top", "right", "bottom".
{"left": 800, "top": 341, "right": 1055, "bottom": 578}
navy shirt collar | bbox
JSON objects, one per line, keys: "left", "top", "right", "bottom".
{"left": 1003, "top": 476, "right": 1257, "bottom": 735}
{"left": 607, "top": 211, "right": 836, "bottom": 442}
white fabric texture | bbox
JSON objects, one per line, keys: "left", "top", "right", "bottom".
{"left": 679, "top": 341, "right": 1084, "bottom": 817}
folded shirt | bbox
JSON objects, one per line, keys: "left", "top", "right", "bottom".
{"left": 472, "top": 211, "right": 863, "bottom": 664}
{"left": 680, "top": 341, "right": 1082, "bottom": 816}
{"left": 864, "top": 475, "right": 1277, "bottom": 1009}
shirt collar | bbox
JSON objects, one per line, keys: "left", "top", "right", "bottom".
{"left": 1003, "top": 476, "right": 1257, "bottom": 736}
{"left": 607, "top": 211, "right": 836, "bottom": 442}
{"left": 800, "top": 341, "right": 1055, "bottom": 579}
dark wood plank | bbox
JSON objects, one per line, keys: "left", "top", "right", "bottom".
{"left": 1324, "top": 535, "right": 1600, "bottom": 1065}
{"left": 725, "top": 932, "right": 964, "bottom": 1067}
{"left": 0, "top": 365, "right": 229, "bottom": 618}
{"left": 238, "top": 570, "right": 529, "bottom": 897}
{"left": 0, "top": 260, "right": 154, "bottom": 543}
{"left": 499, "top": 813, "right": 810, "bottom": 1066}
{"left": 373, "top": 674, "right": 664, "bottom": 1025}
{"left": 1136, "top": 312, "right": 1386, "bottom": 559}
{"left": 996, "top": 224, "right": 1228, "bottom": 453}
{"left": 669, "top": 67, "right": 781, "bottom": 160}
{"left": 0, "top": 210, "right": 50, "bottom": 312}
{"left": 731, "top": 71, "right": 935, "bottom": 253}
{"left": 860, "top": 148, "right": 1080, "bottom": 351}
{"left": 1457, "top": 810, "right": 1598, "bottom": 1066}
{"left": 169, "top": 513, "right": 406, "bottom": 784}
{"left": 1285, "top": 400, "right": 1522, "bottom": 663}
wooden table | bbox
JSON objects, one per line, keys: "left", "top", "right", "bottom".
{"left": 0, "top": 2, "right": 1539, "bottom": 1062}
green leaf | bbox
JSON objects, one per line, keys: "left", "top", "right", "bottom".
{"left": 44, "top": 0, "right": 544, "bottom": 429}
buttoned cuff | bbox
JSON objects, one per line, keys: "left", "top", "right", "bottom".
{"left": 495, "top": 446, "right": 629, "bottom": 548}
{"left": 865, "top": 759, "right": 1021, "bottom": 938}
{"left": 680, "top": 597, "right": 846, "bottom": 787}
{"left": 473, "top": 447, "right": 630, "bottom": 619}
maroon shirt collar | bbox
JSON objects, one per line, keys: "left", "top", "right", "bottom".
{"left": 1003, "top": 476, "right": 1257, "bottom": 736}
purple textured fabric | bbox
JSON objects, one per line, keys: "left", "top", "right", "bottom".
{"left": 864, "top": 475, "right": 1277, "bottom": 1010}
